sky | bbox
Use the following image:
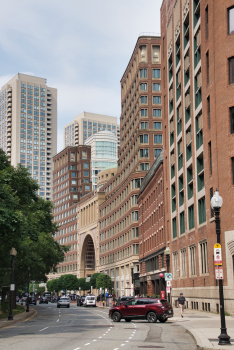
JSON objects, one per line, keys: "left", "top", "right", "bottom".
{"left": 0, "top": 0, "right": 161, "bottom": 152}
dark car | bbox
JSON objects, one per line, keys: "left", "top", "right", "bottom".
{"left": 77, "top": 296, "right": 86, "bottom": 306}
{"left": 51, "top": 296, "right": 60, "bottom": 303}
{"left": 109, "top": 298, "right": 173, "bottom": 323}
{"left": 28, "top": 297, "right": 37, "bottom": 305}
{"left": 115, "top": 296, "right": 133, "bottom": 306}
{"left": 39, "top": 297, "right": 48, "bottom": 304}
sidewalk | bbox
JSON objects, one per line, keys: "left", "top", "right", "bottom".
{"left": 172, "top": 307, "right": 234, "bottom": 350}
{"left": 0, "top": 307, "right": 35, "bottom": 329}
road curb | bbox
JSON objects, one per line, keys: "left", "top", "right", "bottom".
{"left": 0, "top": 307, "right": 35, "bottom": 329}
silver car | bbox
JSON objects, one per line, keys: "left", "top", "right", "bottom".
{"left": 57, "top": 297, "right": 70, "bottom": 308}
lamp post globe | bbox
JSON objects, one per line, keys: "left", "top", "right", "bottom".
{"left": 211, "top": 190, "right": 223, "bottom": 209}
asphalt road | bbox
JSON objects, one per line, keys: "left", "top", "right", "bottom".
{"left": 0, "top": 303, "right": 196, "bottom": 350}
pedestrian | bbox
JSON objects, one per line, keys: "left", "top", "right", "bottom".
{"left": 177, "top": 292, "right": 186, "bottom": 318}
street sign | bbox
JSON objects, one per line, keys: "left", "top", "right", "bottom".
{"left": 86, "top": 277, "right": 90, "bottom": 282}
{"left": 166, "top": 286, "right": 170, "bottom": 293}
{"left": 215, "top": 266, "right": 223, "bottom": 279}
{"left": 10, "top": 284, "right": 15, "bottom": 291}
{"left": 165, "top": 273, "right": 172, "bottom": 281}
{"left": 214, "top": 243, "right": 222, "bottom": 265}
{"left": 166, "top": 280, "right": 171, "bottom": 287}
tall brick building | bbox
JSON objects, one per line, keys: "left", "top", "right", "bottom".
{"left": 50, "top": 145, "right": 92, "bottom": 278}
{"left": 138, "top": 150, "right": 166, "bottom": 297}
{"left": 98, "top": 35, "right": 163, "bottom": 297}
{"left": 161, "top": 0, "right": 234, "bottom": 313}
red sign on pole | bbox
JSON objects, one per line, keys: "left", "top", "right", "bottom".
{"left": 215, "top": 266, "right": 223, "bottom": 279}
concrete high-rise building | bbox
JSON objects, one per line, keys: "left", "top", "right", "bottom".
{"left": 161, "top": 0, "right": 234, "bottom": 313}
{"left": 63, "top": 112, "right": 120, "bottom": 149}
{"left": 85, "top": 130, "right": 118, "bottom": 190}
{"left": 0, "top": 73, "right": 57, "bottom": 201}
{"left": 98, "top": 35, "right": 162, "bottom": 297}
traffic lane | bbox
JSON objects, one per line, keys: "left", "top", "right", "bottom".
{"left": 91, "top": 308, "right": 197, "bottom": 350}
{"left": 0, "top": 303, "right": 114, "bottom": 350}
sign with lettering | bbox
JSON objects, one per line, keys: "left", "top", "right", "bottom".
{"left": 215, "top": 266, "right": 223, "bottom": 279}
{"left": 214, "top": 243, "right": 222, "bottom": 265}
{"left": 166, "top": 286, "right": 170, "bottom": 293}
{"left": 166, "top": 280, "right": 171, "bottom": 287}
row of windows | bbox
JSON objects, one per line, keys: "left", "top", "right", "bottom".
{"left": 140, "top": 68, "right": 161, "bottom": 79}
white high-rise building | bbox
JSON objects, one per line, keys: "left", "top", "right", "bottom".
{"left": 0, "top": 73, "right": 57, "bottom": 200}
{"left": 85, "top": 130, "right": 118, "bottom": 190}
{"left": 63, "top": 111, "right": 120, "bottom": 149}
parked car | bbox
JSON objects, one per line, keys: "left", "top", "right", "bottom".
{"left": 83, "top": 296, "right": 96, "bottom": 307}
{"left": 77, "top": 295, "right": 86, "bottom": 306}
{"left": 28, "top": 297, "right": 37, "bottom": 305}
{"left": 115, "top": 296, "right": 133, "bottom": 306}
{"left": 21, "top": 297, "right": 27, "bottom": 305}
{"left": 39, "top": 297, "right": 48, "bottom": 304}
{"left": 51, "top": 296, "right": 60, "bottom": 303}
{"left": 109, "top": 297, "right": 173, "bottom": 323}
{"left": 57, "top": 297, "right": 70, "bottom": 308}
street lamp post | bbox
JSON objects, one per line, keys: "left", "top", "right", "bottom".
{"left": 164, "top": 247, "right": 171, "bottom": 303}
{"left": 211, "top": 190, "right": 231, "bottom": 346}
{"left": 8, "top": 248, "right": 17, "bottom": 321}
{"left": 26, "top": 267, "right": 30, "bottom": 312}
{"left": 130, "top": 263, "right": 134, "bottom": 296}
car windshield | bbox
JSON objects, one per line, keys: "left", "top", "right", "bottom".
{"left": 87, "top": 297, "right": 95, "bottom": 300}
{"left": 61, "top": 298, "right": 69, "bottom": 301}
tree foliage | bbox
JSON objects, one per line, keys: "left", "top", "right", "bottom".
{"left": 47, "top": 279, "right": 60, "bottom": 293}
{"left": 77, "top": 278, "right": 91, "bottom": 291}
{"left": 89, "top": 273, "right": 101, "bottom": 289}
{"left": 96, "top": 274, "right": 112, "bottom": 290}
{"left": 0, "top": 150, "right": 68, "bottom": 298}
{"left": 29, "top": 283, "right": 45, "bottom": 294}
{"left": 58, "top": 274, "right": 78, "bottom": 293}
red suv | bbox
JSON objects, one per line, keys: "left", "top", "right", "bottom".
{"left": 109, "top": 298, "right": 173, "bottom": 323}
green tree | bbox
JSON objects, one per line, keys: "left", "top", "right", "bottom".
{"left": 0, "top": 150, "right": 68, "bottom": 307}
{"left": 47, "top": 279, "right": 60, "bottom": 293}
{"left": 58, "top": 274, "right": 78, "bottom": 293}
{"left": 96, "top": 274, "right": 112, "bottom": 291}
{"left": 89, "top": 273, "right": 101, "bottom": 289}
{"left": 77, "top": 278, "right": 90, "bottom": 291}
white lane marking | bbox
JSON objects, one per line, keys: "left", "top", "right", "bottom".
{"left": 121, "top": 345, "right": 125, "bottom": 347}
{"left": 39, "top": 327, "right": 49, "bottom": 332}
{"left": 56, "top": 319, "right": 59, "bottom": 322}
{"left": 93, "top": 339, "right": 97, "bottom": 341}
{"left": 84, "top": 343, "right": 90, "bottom": 346}
{"left": 125, "top": 340, "right": 129, "bottom": 343}
{"left": 129, "top": 337, "right": 132, "bottom": 339}
{"left": 113, "top": 348, "right": 119, "bottom": 350}
{"left": 99, "top": 336, "right": 102, "bottom": 338}
{"left": 74, "top": 348, "right": 80, "bottom": 350}
{"left": 103, "top": 334, "right": 106, "bottom": 336}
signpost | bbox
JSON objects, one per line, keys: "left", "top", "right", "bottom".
{"left": 166, "top": 286, "right": 170, "bottom": 294}
{"left": 166, "top": 280, "right": 171, "bottom": 287}
{"left": 86, "top": 277, "right": 90, "bottom": 283}
{"left": 215, "top": 266, "right": 223, "bottom": 280}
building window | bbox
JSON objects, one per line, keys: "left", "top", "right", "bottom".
{"left": 189, "top": 245, "right": 196, "bottom": 276}
{"left": 208, "top": 142, "right": 212, "bottom": 175}
{"left": 84, "top": 171, "right": 89, "bottom": 176}
{"left": 140, "top": 149, "right": 149, "bottom": 158}
{"left": 152, "top": 69, "right": 161, "bottom": 78}
{"left": 85, "top": 185, "right": 90, "bottom": 191}
{"left": 206, "top": 51, "right": 209, "bottom": 84}
{"left": 180, "top": 212, "right": 185, "bottom": 235}
{"left": 141, "top": 109, "right": 148, "bottom": 116}
{"left": 200, "top": 241, "right": 209, "bottom": 274}
{"left": 229, "top": 57, "right": 234, "bottom": 84}
{"left": 154, "top": 135, "right": 162, "bottom": 143}
{"left": 180, "top": 248, "right": 187, "bottom": 277}
{"left": 140, "top": 83, "right": 147, "bottom": 91}
{"left": 188, "top": 205, "right": 195, "bottom": 230}
{"left": 84, "top": 163, "right": 89, "bottom": 169}
{"left": 198, "top": 196, "right": 206, "bottom": 224}
{"left": 172, "top": 251, "right": 178, "bottom": 278}
{"left": 141, "top": 122, "right": 148, "bottom": 129}
{"left": 139, "top": 134, "right": 148, "bottom": 143}
{"left": 172, "top": 217, "right": 177, "bottom": 238}
{"left": 228, "top": 6, "right": 234, "bottom": 34}
{"left": 231, "top": 157, "right": 234, "bottom": 185}
{"left": 210, "top": 187, "right": 214, "bottom": 218}
{"left": 154, "top": 149, "right": 161, "bottom": 157}
{"left": 140, "top": 69, "right": 147, "bottom": 78}
{"left": 153, "top": 122, "right": 162, "bottom": 129}
{"left": 230, "top": 107, "right": 234, "bottom": 134}
{"left": 140, "top": 163, "right": 149, "bottom": 170}
{"left": 140, "top": 96, "right": 148, "bottom": 104}
{"left": 153, "top": 83, "right": 161, "bottom": 91}
{"left": 153, "top": 109, "right": 161, "bottom": 117}
{"left": 71, "top": 172, "right": 76, "bottom": 177}
{"left": 207, "top": 96, "right": 210, "bottom": 129}
{"left": 153, "top": 96, "right": 161, "bottom": 104}
{"left": 205, "top": 5, "right": 209, "bottom": 38}
{"left": 132, "top": 211, "right": 138, "bottom": 221}
{"left": 70, "top": 165, "right": 75, "bottom": 170}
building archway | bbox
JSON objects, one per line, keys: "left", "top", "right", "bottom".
{"left": 80, "top": 234, "right": 96, "bottom": 278}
